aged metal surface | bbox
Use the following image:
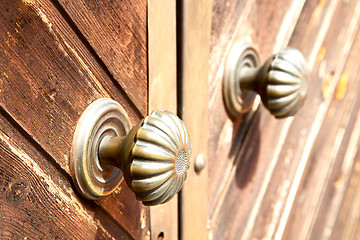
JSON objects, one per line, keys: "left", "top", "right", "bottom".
{"left": 71, "top": 100, "right": 191, "bottom": 206}
{"left": 223, "top": 42, "right": 261, "bottom": 116}
{"left": 70, "top": 98, "right": 130, "bottom": 200}
{"left": 224, "top": 43, "right": 309, "bottom": 118}
{"left": 101, "top": 109, "right": 191, "bottom": 206}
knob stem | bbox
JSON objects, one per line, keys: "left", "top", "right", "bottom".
{"left": 99, "top": 120, "right": 144, "bottom": 188}
{"left": 99, "top": 120, "right": 142, "bottom": 168}
{"left": 98, "top": 136, "right": 125, "bottom": 167}
{"left": 223, "top": 42, "right": 309, "bottom": 118}
{"left": 238, "top": 58, "right": 273, "bottom": 103}
{"left": 71, "top": 99, "right": 191, "bottom": 205}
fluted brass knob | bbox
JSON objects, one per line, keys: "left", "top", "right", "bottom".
{"left": 223, "top": 42, "right": 309, "bottom": 118}
{"left": 70, "top": 98, "right": 191, "bottom": 206}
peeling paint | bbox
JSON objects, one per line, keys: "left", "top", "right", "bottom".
{"left": 140, "top": 208, "right": 147, "bottom": 229}
{"left": 22, "top": 0, "right": 53, "bottom": 33}
{"left": 145, "top": 231, "right": 151, "bottom": 240}
{"left": 5, "top": 31, "right": 16, "bottom": 46}
{"left": 49, "top": 90, "right": 56, "bottom": 101}
{"left": 317, "top": 46, "right": 326, "bottom": 62}
{"left": 322, "top": 72, "right": 334, "bottom": 99}
{"left": 335, "top": 71, "right": 349, "bottom": 101}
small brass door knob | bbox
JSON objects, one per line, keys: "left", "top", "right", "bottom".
{"left": 223, "top": 42, "right": 309, "bottom": 118}
{"left": 70, "top": 98, "right": 191, "bottom": 206}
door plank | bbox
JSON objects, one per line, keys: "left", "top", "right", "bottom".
{"left": 209, "top": 0, "right": 304, "bottom": 97}
{"left": 0, "top": 111, "right": 130, "bottom": 239}
{"left": 178, "top": 0, "right": 213, "bottom": 239}
{"left": 284, "top": 24, "right": 360, "bottom": 239}
{"left": 0, "top": 1, "right": 149, "bottom": 238}
{"left": 333, "top": 152, "right": 360, "bottom": 240}
{"left": 329, "top": 152, "right": 360, "bottom": 240}
{"left": 56, "top": 0, "right": 148, "bottom": 115}
{"left": 0, "top": 0, "right": 142, "bottom": 173}
{"left": 207, "top": 0, "right": 305, "bottom": 215}
{"left": 148, "top": 0, "right": 178, "bottom": 239}
{"left": 208, "top": 0, "right": 360, "bottom": 239}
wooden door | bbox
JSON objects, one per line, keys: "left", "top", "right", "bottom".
{"left": 2, "top": 0, "right": 360, "bottom": 239}
{"left": 179, "top": 0, "right": 360, "bottom": 239}
{"left": 0, "top": 0, "right": 178, "bottom": 239}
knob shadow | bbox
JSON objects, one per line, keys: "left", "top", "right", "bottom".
{"left": 232, "top": 111, "right": 261, "bottom": 189}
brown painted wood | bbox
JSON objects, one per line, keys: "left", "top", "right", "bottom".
{"left": 57, "top": 0, "right": 148, "bottom": 116}
{"left": 0, "top": 110, "right": 130, "bottom": 239}
{"left": 284, "top": 21, "right": 360, "bottom": 239}
{"left": 207, "top": 0, "right": 305, "bottom": 215}
{"left": 0, "top": 0, "right": 149, "bottom": 239}
{"left": 0, "top": 0, "right": 142, "bottom": 173}
{"left": 206, "top": 0, "right": 360, "bottom": 239}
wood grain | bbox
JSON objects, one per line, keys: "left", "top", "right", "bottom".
{"left": 57, "top": 0, "right": 148, "bottom": 115}
{"left": 207, "top": 0, "right": 305, "bottom": 216}
{"left": 0, "top": 0, "right": 142, "bottom": 173}
{"left": 0, "top": 0, "right": 149, "bottom": 238}
{"left": 283, "top": 16, "right": 360, "bottom": 239}
{"left": 208, "top": 0, "right": 360, "bottom": 239}
{"left": 0, "top": 110, "right": 130, "bottom": 239}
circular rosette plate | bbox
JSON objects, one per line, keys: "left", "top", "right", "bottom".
{"left": 70, "top": 98, "right": 131, "bottom": 200}
{"left": 130, "top": 110, "right": 191, "bottom": 206}
{"left": 223, "top": 41, "right": 260, "bottom": 116}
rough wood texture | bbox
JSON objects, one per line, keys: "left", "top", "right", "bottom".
{"left": 57, "top": 0, "right": 148, "bottom": 115}
{"left": 208, "top": 0, "right": 360, "bottom": 239}
{"left": 207, "top": 0, "right": 306, "bottom": 215}
{"left": 283, "top": 3, "right": 360, "bottom": 238}
{"left": 0, "top": 0, "right": 149, "bottom": 239}
{"left": 0, "top": 111, "right": 130, "bottom": 239}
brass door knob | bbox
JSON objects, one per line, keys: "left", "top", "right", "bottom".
{"left": 223, "top": 42, "right": 309, "bottom": 118}
{"left": 70, "top": 98, "right": 191, "bottom": 206}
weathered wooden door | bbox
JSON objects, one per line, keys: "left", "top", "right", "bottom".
{"left": 0, "top": 0, "right": 171, "bottom": 239}
{"left": 2, "top": 0, "right": 360, "bottom": 239}
{"left": 179, "top": 0, "right": 360, "bottom": 239}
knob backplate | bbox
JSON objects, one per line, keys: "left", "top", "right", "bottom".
{"left": 70, "top": 98, "right": 131, "bottom": 200}
{"left": 223, "top": 42, "right": 260, "bottom": 116}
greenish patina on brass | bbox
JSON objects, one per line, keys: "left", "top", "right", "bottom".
{"left": 70, "top": 98, "right": 191, "bottom": 206}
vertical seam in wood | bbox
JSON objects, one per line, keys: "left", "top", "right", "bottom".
{"left": 176, "top": 1, "right": 183, "bottom": 239}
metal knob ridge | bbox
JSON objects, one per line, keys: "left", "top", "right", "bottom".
{"left": 223, "top": 42, "right": 310, "bottom": 118}
{"left": 70, "top": 98, "right": 191, "bottom": 206}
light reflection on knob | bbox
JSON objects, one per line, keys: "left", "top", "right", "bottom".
{"left": 70, "top": 98, "right": 191, "bottom": 206}
{"left": 223, "top": 42, "right": 310, "bottom": 118}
